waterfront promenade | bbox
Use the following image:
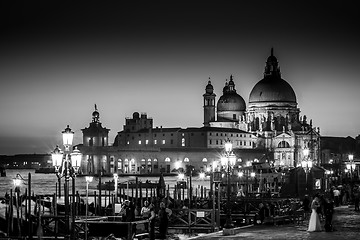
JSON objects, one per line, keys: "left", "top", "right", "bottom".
{"left": 186, "top": 205, "right": 360, "bottom": 240}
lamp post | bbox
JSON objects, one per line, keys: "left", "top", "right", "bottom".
{"left": 346, "top": 154, "right": 355, "bottom": 179}
{"left": 85, "top": 176, "right": 93, "bottom": 240}
{"left": 301, "top": 148, "right": 312, "bottom": 195}
{"left": 113, "top": 173, "right": 119, "bottom": 203}
{"left": 221, "top": 141, "right": 236, "bottom": 230}
{"left": 13, "top": 175, "right": 22, "bottom": 237}
{"left": 51, "top": 125, "right": 82, "bottom": 240}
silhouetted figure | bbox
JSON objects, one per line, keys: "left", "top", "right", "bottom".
{"left": 259, "top": 203, "right": 269, "bottom": 224}
{"left": 158, "top": 201, "right": 172, "bottom": 239}
{"left": 302, "top": 195, "right": 311, "bottom": 219}
{"left": 118, "top": 200, "right": 134, "bottom": 222}
{"left": 324, "top": 197, "right": 334, "bottom": 232}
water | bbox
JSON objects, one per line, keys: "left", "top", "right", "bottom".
{"left": 0, "top": 169, "right": 210, "bottom": 199}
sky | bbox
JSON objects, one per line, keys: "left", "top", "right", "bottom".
{"left": 0, "top": 1, "right": 359, "bottom": 155}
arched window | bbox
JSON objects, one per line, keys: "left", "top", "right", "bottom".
{"left": 165, "top": 157, "right": 171, "bottom": 162}
{"left": 278, "top": 141, "right": 290, "bottom": 148}
{"left": 184, "top": 157, "right": 189, "bottom": 162}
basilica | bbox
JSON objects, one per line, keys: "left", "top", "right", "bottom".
{"left": 77, "top": 49, "right": 320, "bottom": 176}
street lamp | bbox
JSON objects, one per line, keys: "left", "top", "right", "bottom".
{"left": 113, "top": 173, "right": 119, "bottom": 203}
{"left": 301, "top": 148, "right": 312, "bottom": 194}
{"left": 85, "top": 176, "right": 93, "bottom": 240}
{"left": 346, "top": 154, "right": 355, "bottom": 178}
{"left": 221, "top": 140, "right": 236, "bottom": 230}
{"left": 51, "top": 125, "right": 82, "bottom": 239}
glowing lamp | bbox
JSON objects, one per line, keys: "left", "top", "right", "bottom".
{"left": 175, "top": 160, "right": 182, "bottom": 169}
{"left": 70, "top": 146, "right": 82, "bottom": 173}
{"left": 225, "top": 141, "right": 232, "bottom": 152}
{"left": 52, "top": 145, "right": 63, "bottom": 171}
{"left": 303, "top": 148, "right": 310, "bottom": 157}
{"left": 229, "top": 154, "right": 236, "bottom": 166}
{"left": 62, "top": 125, "right": 74, "bottom": 149}
{"left": 13, "top": 178, "right": 21, "bottom": 187}
{"left": 178, "top": 173, "right": 185, "bottom": 180}
{"left": 85, "top": 176, "right": 93, "bottom": 183}
{"left": 221, "top": 156, "right": 228, "bottom": 166}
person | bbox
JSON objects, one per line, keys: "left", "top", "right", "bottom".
{"left": 141, "top": 200, "right": 151, "bottom": 231}
{"left": 323, "top": 197, "right": 334, "bottom": 232}
{"left": 307, "top": 195, "right": 322, "bottom": 232}
{"left": 302, "top": 195, "right": 311, "bottom": 219}
{"left": 118, "top": 200, "right": 134, "bottom": 222}
{"left": 147, "top": 203, "right": 156, "bottom": 240}
{"left": 258, "top": 203, "right": 268, "bottom": 224}
{"left": 158, "top": 201, "right": 172, "bottom": 239}
{"left": 353, "top": 187, "right": 359, "bottom": 211}
{"left": 333, "top": 188, "right": 340, "bottom": 207}
{"left": 317, "top": 194, "right": 324, "bottom": 221}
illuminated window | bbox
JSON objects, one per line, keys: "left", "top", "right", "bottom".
{"left": 181, "top": 138, "right": 185, "bottom": 146}
{"left": 154, "top": 140, "right": 157, "bottom": 144}
{"left": 278, "top": 141, "right": 290, "bottom": 148}
{"left": 162, "top": 140, "right": 166, "bottom": 144}
{"left": 141, "top": 159, "right": 146, "bottom": 162}
{"left": 184, "top": 157, "right": 189, "bottom": 162}
{"left": 138, "top": 140, "right": 142, "bottom": 145}
{"left": 127, "top": 141, "right": 130, "bottom": 145}
{"left": 165, "top": 157, "right": 171, "bottom": 162}
{"left": 146, "top": 140, "right": 149, "bottom": 145}
{"left": 202, "top": 158, "right": 207, "bottom": 162}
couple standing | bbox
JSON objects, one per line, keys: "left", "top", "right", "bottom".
{"left": 307, "top": 194, "right": 334, "bottom": 232}
{"left": 307, "top": 195, "right": 322, "bottom": 232}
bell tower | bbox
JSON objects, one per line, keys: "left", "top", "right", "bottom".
{"left": 203, "top": 78, "right": 216, "bottom": 126}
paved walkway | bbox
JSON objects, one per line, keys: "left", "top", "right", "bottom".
{"left": 186, "top": 206, "right": 360, "bottom": 240}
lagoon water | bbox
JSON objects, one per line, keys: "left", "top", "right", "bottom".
{"left": 0, "top": 169, "right": 210, "bottom": 200}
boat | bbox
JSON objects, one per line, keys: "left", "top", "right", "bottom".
{"left": 98, "top": 180, "right": 158, "bottom": 191}
{"left": 35, "top": 167, "right": 55, "bottom": 174}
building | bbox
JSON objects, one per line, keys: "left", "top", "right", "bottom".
{"left": 77, "top": 49, "right": 320, "bottom": 176}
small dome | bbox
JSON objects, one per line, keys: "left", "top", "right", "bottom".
{"left": 133, "top": 112, "right": 140, "bottom": 119}
{"left": 217, "top": 93, "right": 246, "bottom": 111}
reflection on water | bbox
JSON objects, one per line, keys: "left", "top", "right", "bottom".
{"left": 0, "top": 169, "right": 210, "bottom": 198}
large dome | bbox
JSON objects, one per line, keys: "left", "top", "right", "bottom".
{"left": 249, "top": 76, "right": 297, "bottom": 104}
{"left": 249, "top": 48, "right": 297, "bottom": 104}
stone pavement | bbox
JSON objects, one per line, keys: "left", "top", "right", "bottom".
{"left": 186, "top": 205, "right": 360, "bottom": 240}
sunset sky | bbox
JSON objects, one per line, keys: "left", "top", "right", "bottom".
{"left": 1, "top": 1, "right": 359, "bottom": 155}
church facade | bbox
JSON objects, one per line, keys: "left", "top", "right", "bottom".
{"left": 77, "top": 49, "right": 320, "bottom": 176}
